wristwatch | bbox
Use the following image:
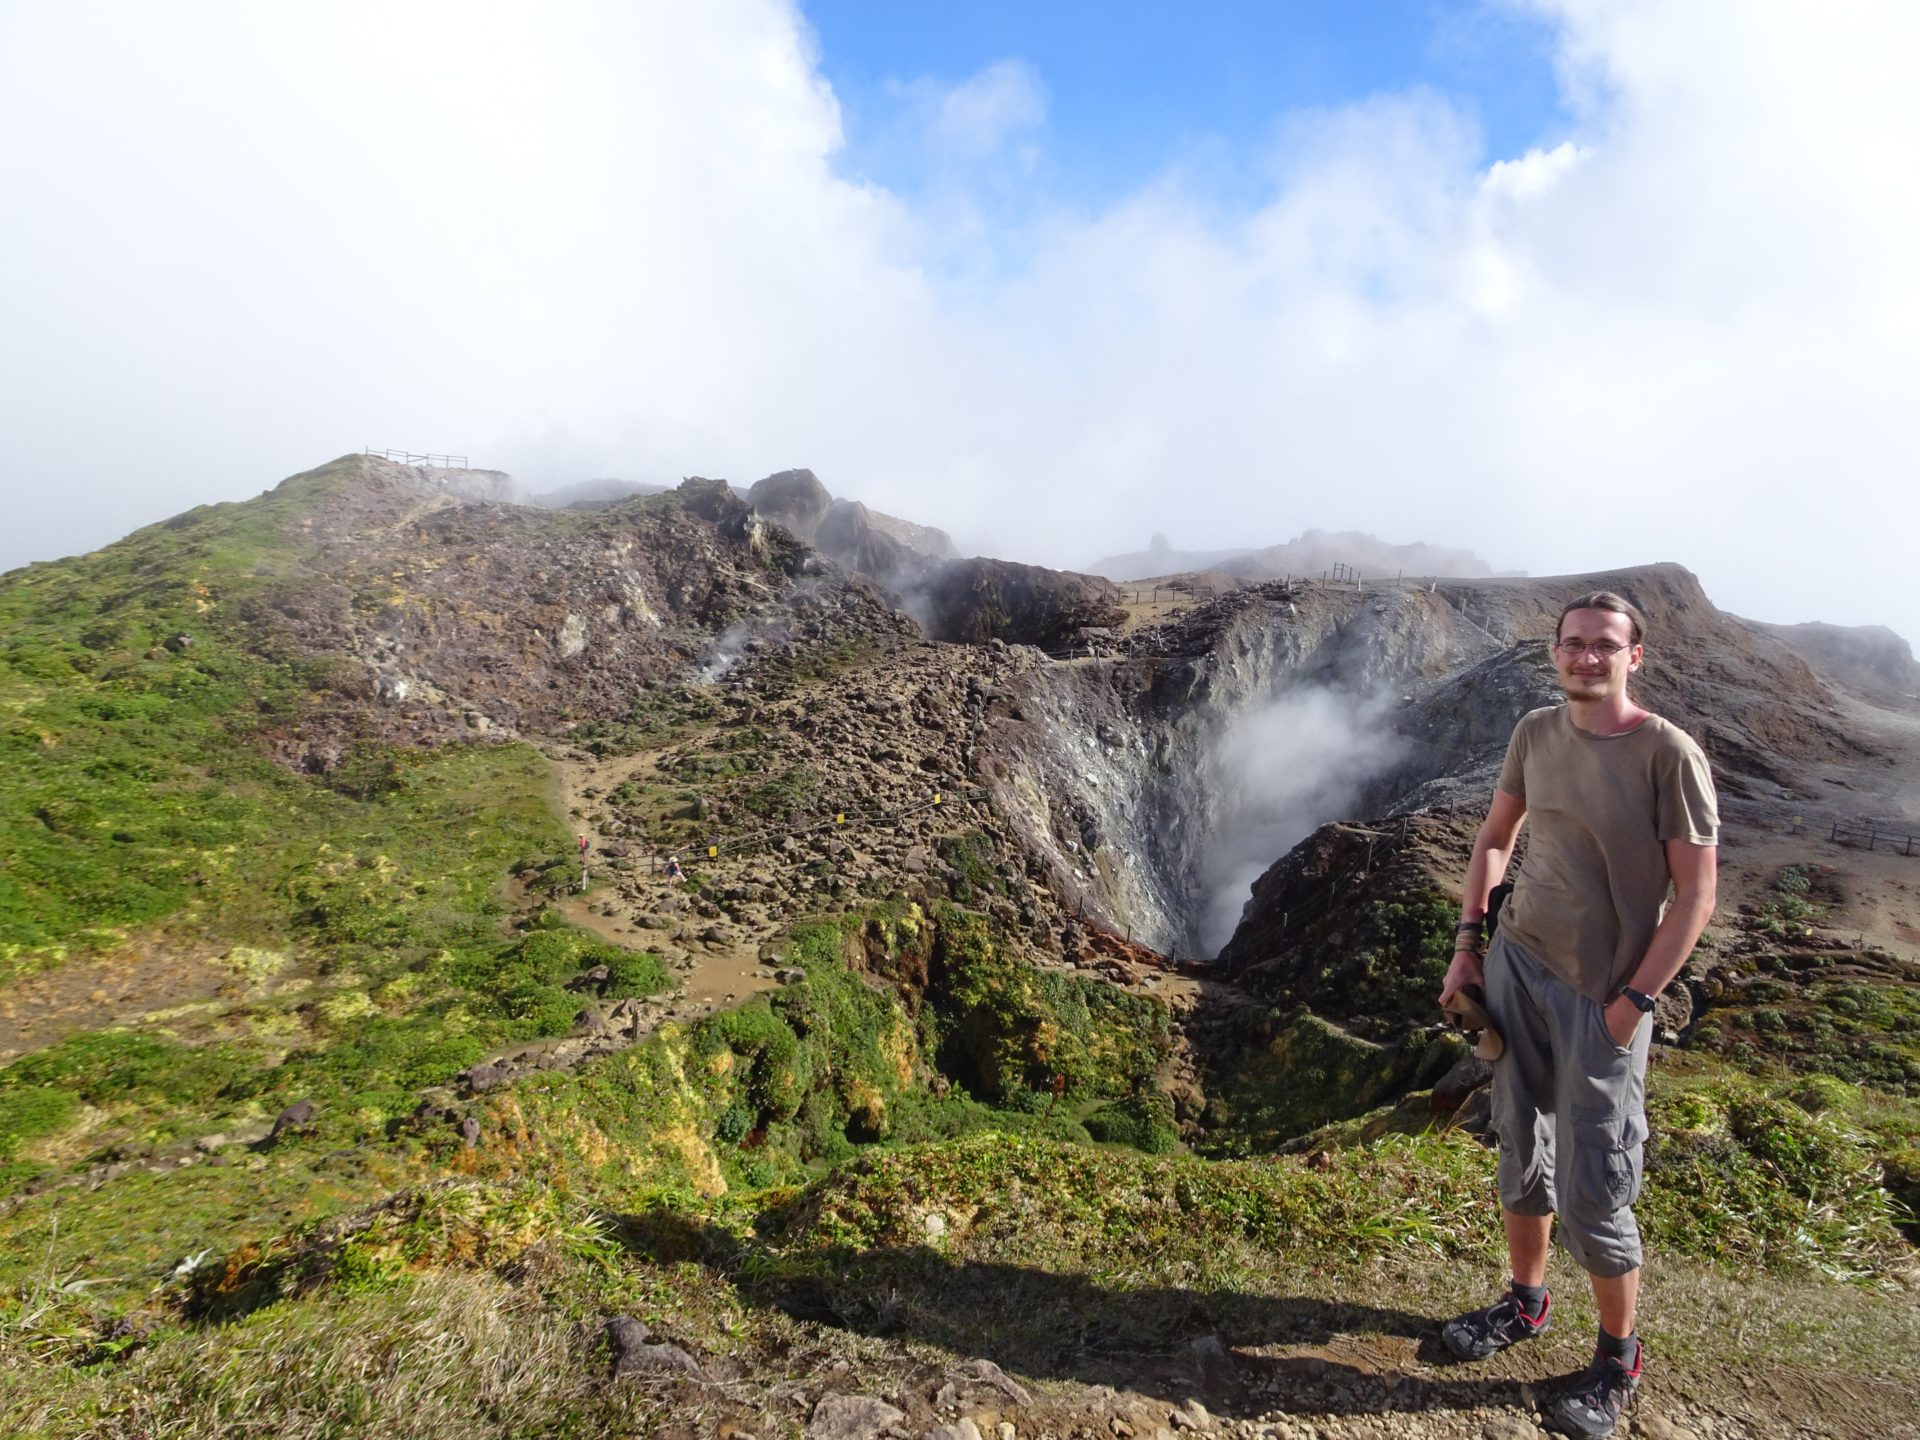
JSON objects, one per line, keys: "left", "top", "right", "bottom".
{"left": 1621, "top": 986, "right": 1657, "bottom": 1014}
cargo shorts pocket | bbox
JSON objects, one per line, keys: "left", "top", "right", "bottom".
{"left": 1589, "top": 994, "right": 1635, "bottom": 1058}
{"left": 1569, "top": 1104, "right": 1648, "bottom": 1217}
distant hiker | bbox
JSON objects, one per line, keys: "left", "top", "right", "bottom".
{"left": 1437, "top": 592, "right": 1717, "bottom": 1439}
{"left": 664, "top": 854, "right": 684, "bottom": 882}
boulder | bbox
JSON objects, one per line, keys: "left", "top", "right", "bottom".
{"left": 606, "top": 1316, "right": 705, "bottom": 1381}
{"left": 269, "top": 1100, "right": 316, "bottom": 1140}
{"left": 807, "top": 1394, "right": 906, "bottom": 1440}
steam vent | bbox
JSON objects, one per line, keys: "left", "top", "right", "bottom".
{"left": 3, "top": 454, "right": 1917, "bottom": 1438}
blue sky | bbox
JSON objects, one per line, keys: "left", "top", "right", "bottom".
{"left": 802, "top": 0, "right": 1569, "bottom": 208}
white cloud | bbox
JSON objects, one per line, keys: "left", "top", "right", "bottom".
{"left": 2, "top": 0, "right": 1916, "bottom": 648}
{"left": 929, "top": 58, "right": 1047, "bottom": 163}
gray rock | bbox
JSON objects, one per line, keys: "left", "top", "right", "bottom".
{"left": 1454, "top": 1086, "right": 1495, "bottom": 1136}
{"left": 605, "top": 1314, "right": 648, "bottom": 1357}
{"left": 1169, "top": 1398, "right": 1211, "bottom": 1431}
{"left": 921, "top": 1422, "right": 983, "bottom": 1440}
{"left": 1189, "top": 1333, "right": 1232, "bottom": 1388}
{"left": 964, "top": 1358, "right": 1032, "bottom": 1406}
{"left": 606, "top": 1315, "right": 704, "bottom": 1380}
{"left": 464, "top": 1060, "right": 510, "bottom": 1093}
{"left": 808, "top": 1394, "right": 907, "bottom": 1440}
{"left": 269, "top": 1100, "right": 316, "bottom": 1140}
{"left": 1431, "top": 1055, "right": 1495, "bottom": 1112}
{"left": 1481, "top": 1418, "right": 1546, "bottom": 1440}
{"left": 567, "top": 964, "right": 613, "bottom": 994}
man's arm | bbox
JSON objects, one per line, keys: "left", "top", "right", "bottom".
{"left": 1440, "top": 786, "right": 1527, "bottom": 1005}
{"left": 1603, "top": 839, "right": 1717, "bottom": 1046}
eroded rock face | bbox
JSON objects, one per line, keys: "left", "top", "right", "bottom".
{"left": 240, "top": 461, "right": 915, "bottom": 766}
{"left": 748, "top": 468, "right": 834, "bottom": 540}
{"left": 1760, "top": 620, "right": 1920, "bottom": 702}
{"left": 919, "top": 558, "right": 1128, "bottom": 651}
{"left": 747, "top": 468, "right": 955, "bottom": 592}
{"left": 977, "top": 564, "right": 1871, "bottom": 957}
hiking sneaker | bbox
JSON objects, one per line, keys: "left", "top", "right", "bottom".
{"left": 1439, "top": 1288, "right": 1551, "bottom": 1360}
{"left": 1550, "top": 1339, "right": 1643, "bottom": 1438}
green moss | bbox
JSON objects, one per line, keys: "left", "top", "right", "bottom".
{"left": 0, "top": 1085, "right": 78, "bottom": 1160}
{"left": 1198, "top": 1008, "right": 1452, "bottom": 1156}
{"left": 736, "top": 765, "right": 820, "bottom": 823}
{"left": 929, "top": 903, "right": 1171, "bottom": 1112}
{"left": 1691, "top": 977, "right": 1920, "bottom": 1093}
{"left": 935, "top": 830, "right": 1004, "bottom": 903}
{"left": 2, "top": 1031, "right": 252, "bottom": 1110}
{"left": 1082, "top": 1094, "right": 1179, "bottom": 1154}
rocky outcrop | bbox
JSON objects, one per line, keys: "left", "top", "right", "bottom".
{"left": 236, "top": 459, "right": 916, "bottom": 770}
{"left": 748, "top": 468, "right": 955, "bottom": 592}
{"left": 1215, "top": 811, "right": 1476, "bottom": 1030}
{"left": 748, "top": 469, "right": 836, "bottom": 540}
{"left": 919, "top": 559, "right": 1127, "bottom": 651}
{"left": 1759, "top": 620, "right": 1920, "bottom": 703}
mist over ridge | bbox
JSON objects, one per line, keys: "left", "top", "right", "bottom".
{"left": 3, "top": 1, "right": 1917, "bottom": 646}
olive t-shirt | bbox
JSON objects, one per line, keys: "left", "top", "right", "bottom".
{"left": 1495, "top": 704, "right": 1719, "bottom": 1004}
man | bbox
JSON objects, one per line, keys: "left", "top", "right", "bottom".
{"left": 1438, "top": 592, "right": 1718, "bottom": 1439}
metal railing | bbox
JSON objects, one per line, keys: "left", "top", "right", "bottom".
{"left": 365, "top": 447, "right": 469, "bottom": 468}
{"left": 1828, "top": 821, "right": 1919, "bottom": 857}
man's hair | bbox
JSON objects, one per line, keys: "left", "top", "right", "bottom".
{"left": 1557, "top": 591, "right": 1645, "bottom": 646}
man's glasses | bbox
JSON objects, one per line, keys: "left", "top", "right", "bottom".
{"left": 1552, "top": 639, "right": 1631, "bottom": 658}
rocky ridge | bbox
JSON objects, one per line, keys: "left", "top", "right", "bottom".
{"left": 5, "top": 455, "right": 1919, "bottom": 1440}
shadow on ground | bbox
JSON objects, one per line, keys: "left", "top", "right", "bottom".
{"left": 614, "top": 1207, "right": 1561, "bottom": 1422}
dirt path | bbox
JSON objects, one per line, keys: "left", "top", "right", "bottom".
{"left": 543, "top": 740, "right": 779, "bottom": 1022}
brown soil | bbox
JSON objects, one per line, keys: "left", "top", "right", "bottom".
{"left": 0, "top": 939, "right": 243, "bottom": 1063}
{"left": 546, "top": 744, "right": 778, "bottom": 1023}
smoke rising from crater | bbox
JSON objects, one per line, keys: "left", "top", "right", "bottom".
{"left": 1196, "top": 687, "right": 1405, "bottom": 956}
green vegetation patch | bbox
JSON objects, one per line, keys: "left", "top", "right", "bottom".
{"left": 495, "top": 906, "right": 1178, "bottom": 1204}
{"left": 766, "top": 1130, "right": 1498, "bottom": 1276}
{"left": 929, "top": 903, "right": 1172, "bottom": 1112}
{"left": 1641, "top": 1075, "right": 1908, "bottom": 1279}
{"left": 1199, "top": 1007, "right": 1463, "bottom": 1156}
{"left": 1690, "top": 977, "right": 1920, "bottom": 1093}
{"left": 1285, "top": 1059, "right": 1912, "bottom": 1280}
{"left": 934, "top": 830, "right": 1007, "bottom": 904}
{"left": 0, "top": 1085, "right": 78, "bottom": 1161}
{"left": 0, "top": 461, "right": 566, "bottom": 979}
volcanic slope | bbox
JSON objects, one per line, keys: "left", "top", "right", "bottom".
{"left": 1, "top": 456, "right": 1917, "bottom": 1439}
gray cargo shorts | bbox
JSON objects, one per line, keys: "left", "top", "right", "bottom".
{"left": 1483, "top": 933, "right": 1650, "bottom": 1279}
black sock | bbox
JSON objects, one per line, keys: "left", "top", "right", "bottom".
{"left": 1597, "top": 1324, "right": 1637, "bottom": 1361}
{"left": 1510, "top": 1279, "right": 1548, "bottom": 1317}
